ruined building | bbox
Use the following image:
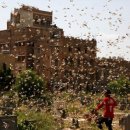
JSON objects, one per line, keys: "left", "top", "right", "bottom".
{"left": 0, "top": 5, "right": 96, "bottom": 90}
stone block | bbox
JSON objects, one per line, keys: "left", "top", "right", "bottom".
{"left": 0, "top": 115, "right": 17, "bottom": 130}
{"left": 119, "top": 114, "right": 130, "bottom": 130}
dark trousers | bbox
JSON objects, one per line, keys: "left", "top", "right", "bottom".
{"left": 96, "top": 117, "right": 113, "bottom": 130}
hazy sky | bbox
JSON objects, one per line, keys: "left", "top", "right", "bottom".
{"left": 0, "top": 0, "right": 130, "bottom": 60}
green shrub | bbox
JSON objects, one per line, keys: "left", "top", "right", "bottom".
{"left": 108, "top": 76, "right": 130, "bottom": 97}
{"left": 15, "top": 70, "right": 46, "bottom": 99}
{"left": 16, "top": 110, "right": 60, "bottom": 130}
{"left": 0, "top": 63, "right": 14, "bottom": 91}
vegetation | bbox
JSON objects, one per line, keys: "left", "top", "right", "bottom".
{"left": 108, "top": 76, "right": 130, "bottom": 97}
{"left": 15, "top": 70, "right": 46, "bottom": 99}
{"left": 0, "top": 63, "right": 14, "bottom": 91}
{"left": 16, "top": 107, "right": 60, "bottom": 130}
{"left": 0, "top": 66, "right": 130, "bottom": 129}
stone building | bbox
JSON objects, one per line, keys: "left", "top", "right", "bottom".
{"left": 0, "top": 5, "right": 97, "bottom": 90}
{"left": 95, "top": 57, "right": 130, "bottom": 89}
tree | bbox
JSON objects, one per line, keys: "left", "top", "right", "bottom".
{"left": 0, "top": 63, "right": 14, "bottom": 91}
{"left": 15, "top": 70, "right": 46, "bottom": 99}
{"left": 108, "top": 76, "right": 130, "bottom": 97}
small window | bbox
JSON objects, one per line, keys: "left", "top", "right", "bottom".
{"left": 64, "top": 70, "right": 72, "bottom": 77}
{"left": 2, "top": 49, "right": 10, "bottom": 54}
{"left": 83, "top": 58, "right": 87, "bottom": 65}
{"left": 54, "top": 70, "right": 58, "bottom": 77}
{"left": 15, "top": 13, "right": 20, "bottom": 23}
{"left": 17, "top": 55, "right": 25, "bottom": 62}
{"left": 27, "top": 42, "right": 34, "bottom": 46}
{"left": 54, "top": 59, "right": 58, "bottom": 66}
{"left": 37, "top": 48, "right": 40, "bottom": 53}
{"left": 76, "top": 46, "right": 81, "bottom": 52}
{"left": 77, "top": 59, "right": 80, "bottom": 66}
{"left": 46, "top": 20, "right": 51, "bottom": 26}
{"left": 89, "top": 59, "right": 94, "bottom": 66}
{"left": 68, "top": 46, "right": 72, "bottom": 52}
{"left": 84, "top": 48, "right": 87, "bottom": 53}
{"left": 15, "top": 42, "right": 25, "bottom": 46}
{"left": 34, "top": 15, "right": 39, "bottom": 24}
{"left": 64, "top": 58, "right": 68, "bottom": 65}
{"left": 41, "top": 18, "right": 46, "bottom": 26}
{"left": 68, "top": 58, "right": 74, "bottom": 66}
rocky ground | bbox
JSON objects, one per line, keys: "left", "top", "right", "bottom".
{"left": 52, "top": 92, "right": 129, "bottom": 130}
{"left": 0, "top": 92, "right": 129, "bottom": 130}
{"left": 52, "top": 109, "right": 127, "bottom": 130}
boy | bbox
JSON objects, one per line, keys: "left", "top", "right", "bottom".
{"left": 95, "top": 89, "right": 117, "bottom": 130}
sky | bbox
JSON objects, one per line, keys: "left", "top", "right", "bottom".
{"left": 0, "top": 0, "right": 130, "bottom": 60}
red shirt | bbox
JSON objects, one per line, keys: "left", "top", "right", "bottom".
{"left": 96, "top": 96, "right": 117, "bottom": 118}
